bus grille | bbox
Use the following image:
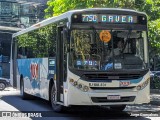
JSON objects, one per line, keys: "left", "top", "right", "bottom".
{"left": 90, "top": 87, "right": 135, "bottom": 90}
{"left": 91, "top": 96, "right": 135, "bottom": 103}
{"left": 82, "top": 73, "right": 141, "bottom": 80}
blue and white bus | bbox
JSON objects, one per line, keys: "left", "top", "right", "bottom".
{"left": 10, "top": 8, "right": 150, "bottom": 112}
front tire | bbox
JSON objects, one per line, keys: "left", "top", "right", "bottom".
{"left": 20, "top": 80, "right": 34, "bottom": 100}
{"left": 110, "top": 105, "right": 126, "bottom": 111}
{"left": 51, "top": 85, "right": 64, "bottom": 112}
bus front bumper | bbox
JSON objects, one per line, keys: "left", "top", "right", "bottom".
{"left": 66, "top": 84, "right": 150, "bottom": 106}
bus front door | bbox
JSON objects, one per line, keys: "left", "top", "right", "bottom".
{"left": 56, "top": 26, "right": 67, "bottom": 103}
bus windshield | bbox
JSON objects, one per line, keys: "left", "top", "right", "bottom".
{"left": 69, "top": 29, "right": 148, "bottom": 71}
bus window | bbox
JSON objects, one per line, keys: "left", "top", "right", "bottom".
{"left": 69, "top": 30, "right": 147, "bottom": 70}
{"left": 17, "top": 47, "right": 26, "bottom": 59}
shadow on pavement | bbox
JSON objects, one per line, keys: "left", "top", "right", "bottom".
{"left": 0, "top": 94, "right": 152, "bottom": 119}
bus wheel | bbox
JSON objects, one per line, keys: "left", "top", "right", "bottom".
{"left": 0, "top": 82, "right": 6, "bottom": 91}
{"left": 20, "top": 80, "right": 33, "bottom": 100}
{"left": 110, "top": 105, "right": 126, "bottom": 111}
{"left": 51, "top": 85, "right": 64, "bottom": 112}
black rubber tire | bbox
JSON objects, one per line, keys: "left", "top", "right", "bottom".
{"left": 51, "top": 85, "right": 64, "bottom": 112}
{"left": 110, "top": 105, "right": 126, "bottom": 111}
{"left": 0, "top": 82, "right": 6, "bottom": 91}
{"left": 20, "top": 80, "right": 34, "bottom": 100}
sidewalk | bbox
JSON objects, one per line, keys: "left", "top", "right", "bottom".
{"left": 150, "top": 89, "right": 160, "bottom": 105}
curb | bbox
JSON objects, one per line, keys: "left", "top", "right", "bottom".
{"left": 4, "top": 87, "right": 18, "bottom": 91}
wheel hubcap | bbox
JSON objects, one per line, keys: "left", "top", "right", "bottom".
{"left": 0, "top": 83, "right": 5, "bottom": 90}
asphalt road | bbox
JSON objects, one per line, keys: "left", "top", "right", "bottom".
{"left": 0, "top": 87, "right": 160, "bottom": 120}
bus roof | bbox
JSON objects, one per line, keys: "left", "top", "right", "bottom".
{"left": 13, "top": 8, "right": 146, "bottom": 38}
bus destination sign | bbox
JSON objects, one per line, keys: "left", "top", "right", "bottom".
{"left": 82, "top": 14, "right": 137, "bottom": 23}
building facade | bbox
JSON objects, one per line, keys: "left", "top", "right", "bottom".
{"left": 0, "top": 0, "right": 47, "bottom": 77}
{"left": 0, "top": 0, "right": 47, "bottom": 28}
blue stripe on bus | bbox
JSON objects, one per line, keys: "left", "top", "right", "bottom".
{"left": 17, "top": 58, "right": 43, "bottom": 89}
{"left": 129, "top": 77, "right": 143, "bottom": 84}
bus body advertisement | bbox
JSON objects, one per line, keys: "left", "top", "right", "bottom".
{"left": 10, "top": 8, "right": 150, "bottom": 112}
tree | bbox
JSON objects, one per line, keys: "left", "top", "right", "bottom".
{"left": 135, "top": 0, "right": 160, "bottom": 56}
{"left": 44, "top": 0, "right": 55, "bottom": 18}
{"left": 148, "top": 19, "right": 160, "bottom": 56}
{"left": 45, "top": 0, "right": 137, "bottom": 16}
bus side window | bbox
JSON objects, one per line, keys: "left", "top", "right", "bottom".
{"left": 18, "top": 47, "right": 26, "bottom": 59}
{"left": 26, "top": 48, "right": 34, "bottom": 58}
{"left": 18, "top": 48, "right": 22, "bottom": 58}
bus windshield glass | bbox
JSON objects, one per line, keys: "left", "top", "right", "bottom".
{"left": 69, "top": 29, "right": 148, "bottom": 71}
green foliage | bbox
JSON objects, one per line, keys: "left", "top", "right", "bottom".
{"left": 151, "top": 75, "right": 160, "bottom": 89}
{"left": 45, "top": 0, "right": 137, "bottom": 16}
{"left": 134, "top": 0, "right": 160, "bottom": 56}
{"left": 17, "top": 24, "right": 57, "bottom": 58}
{"left": 45, "top": 0, "right": 55, "bottom": 18}
{"left": 148, "top": 19, "right": 160, "bottom": 55}
{"left": 136, "top": 0, "right": 160, "bottom": 21}
{"left": 48, "top": 0, "right": 110, "bottom": 16}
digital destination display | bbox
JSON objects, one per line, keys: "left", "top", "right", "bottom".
{"left": 76, "top": 60, "right": 98, "bottom": 66}
{"left": 82, "top": 14, "right": 137, "bottom": 23}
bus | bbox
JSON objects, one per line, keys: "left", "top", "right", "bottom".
{"left": 10, "top": 8, "right": 150, "bottom": 112}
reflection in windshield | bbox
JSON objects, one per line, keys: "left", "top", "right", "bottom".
{"left": 69, "top": 29, "right": 148, "bottom": 71}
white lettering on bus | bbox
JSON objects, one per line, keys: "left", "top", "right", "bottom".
{"left": 115, "top": 16, "right": 120, "bottom": 22}
{"left": 128, "top": 16, "right": 133, "bottom": 23}
{"left": 122, "top": 16, "right": 126, "bottom": 22}
{"left": 109, "top": 16, "right": 114, "bottom": 22}
{"left": 102, "top": 15, "right": 106, "bottom": 22}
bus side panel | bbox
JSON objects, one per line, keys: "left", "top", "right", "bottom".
{"left": 17, "top": 58, "right": 51, "bottom": 100}
{"left": 39, "top": 58, "right": 52, "bottom": 100}
{"left": 10, "top": 59, "right": 13, "bottom": 86}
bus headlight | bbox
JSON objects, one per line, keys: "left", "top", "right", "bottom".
{"left": 83, "top": 86, "right": 89, "bottom": 92}
{"left": 73, "top": 81, "right": 78, "bottom": 86}
{"left": 69, "top": 78, "right": 89, "bottom": 92}
{"left": 137, "top": 78, "right": 150, "bottom": 90}
{"left": 69, "top": 79, "right": 74, "bottom": 83}
{"left": 78, "top": 84, "right": 83, "bottom": 89}
{"left": 69, "top": 79, "right": 78, "bottom": 86}
{"left": 137, "top": 86, "right": 141, "bottom": 90}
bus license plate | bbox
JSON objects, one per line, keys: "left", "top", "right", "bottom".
{"left": 107, "top": 95, "right": 121, "bottom": 100}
